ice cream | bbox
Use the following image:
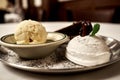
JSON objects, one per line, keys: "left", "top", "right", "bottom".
{"left": 14, "top": 20, "right": 47, "bottom": 44}
{"left": 66, "top": 35, "right": 111, "bottom": 66}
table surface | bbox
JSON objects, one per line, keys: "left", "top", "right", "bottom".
{"left": 0, "top": 22, "right": 120, "bottom": 80}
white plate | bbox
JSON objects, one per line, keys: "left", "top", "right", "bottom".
{"left": 0, "top": 36, "right": 120, "bottom": 73}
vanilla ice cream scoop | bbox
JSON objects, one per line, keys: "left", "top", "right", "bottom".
{"left": 66, "top": 35, "right": 111, "bottom": 66}
{"left": 14, "top": 20, "right": 47, "bottom": 44}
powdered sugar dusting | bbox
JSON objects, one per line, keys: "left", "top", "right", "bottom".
{"left": 0, "top": 44, "right": 84, "bottom": 70}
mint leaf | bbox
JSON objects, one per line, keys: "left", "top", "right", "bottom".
{"left": 90, "top": 24, "right": 100, "bottom": 36}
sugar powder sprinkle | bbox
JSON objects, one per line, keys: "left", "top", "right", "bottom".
{"left": 0, "top": 44, "right": 84, "bottom": 70}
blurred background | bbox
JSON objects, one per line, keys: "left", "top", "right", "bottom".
{"left": 0, "top": 0, "right": 120, "bottom": 23}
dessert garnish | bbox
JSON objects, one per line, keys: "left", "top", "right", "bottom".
{"left": 78, "top": 21, "right": 93, "bottom": 37}
{"left": 90, "top": 24, "right": 100, "bottom": 36}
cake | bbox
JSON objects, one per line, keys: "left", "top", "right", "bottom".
{"left": 66, "top": 35, "right": 111, "bottom": 66}
{"left": 65, "top": 21, "right": 111, "bottom": 66}
{"left": 56, "top": 21, "right": 93, "bottom": 38}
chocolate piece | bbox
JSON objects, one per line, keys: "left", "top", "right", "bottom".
{"left": 79, "top": 21, "right": 93, "bottom": 36}
{"left": 56, "top": 21, "right": 93, "bottom": 38}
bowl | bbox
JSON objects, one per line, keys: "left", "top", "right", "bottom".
{"left": 0, "top": 32, "right": 69, "bottom": 59}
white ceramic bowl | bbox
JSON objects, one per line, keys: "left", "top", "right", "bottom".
{"left": 0, "top": 32, "right": 69, "bottom": 59}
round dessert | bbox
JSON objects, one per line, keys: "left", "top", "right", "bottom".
{"left": 66, "top": 35, "right": 111, "bottom": 66}
{"left": 14, "top": 20, "right": 47, "bottom": 44}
